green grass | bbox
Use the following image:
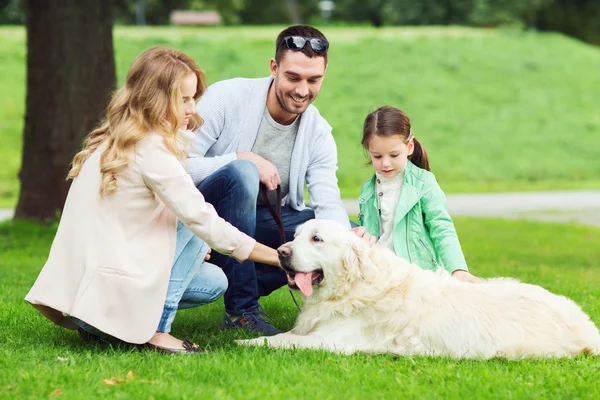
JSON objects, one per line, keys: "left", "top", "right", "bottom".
{"left": 1, "top": 218, "right": 599, "bottom": 399}
{"left": 1, "top": 26, "right": 600, "bottom": 207}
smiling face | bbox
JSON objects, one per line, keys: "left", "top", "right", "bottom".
{"left": 267, "top": 51, "right": 326, "bottom": 125}
{"left": 179, "top": 73, "right": 197, "bottom": 130}
{"left": 368, "top": 134, "right": 414, "bottom": 178}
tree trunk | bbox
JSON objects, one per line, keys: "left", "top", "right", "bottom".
{"left": 285, "top": 0, "right": 302, "bottom": 25}
{"left": 15, "top": 0, "right": 116, "bottom": 221}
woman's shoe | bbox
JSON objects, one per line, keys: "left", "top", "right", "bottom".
{"left": 77, "top": 327, "right": 113, "bottom": 345}
{"left": 144, "top": 340, "right": 205, "bottom": 354}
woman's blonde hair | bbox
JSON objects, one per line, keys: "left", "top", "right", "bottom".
{"left": 67, "top": 46, "right": 207, "bottom": 196}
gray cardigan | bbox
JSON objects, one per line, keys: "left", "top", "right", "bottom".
{"left": 187, "top": 76, "right": 350, "bottom": 228}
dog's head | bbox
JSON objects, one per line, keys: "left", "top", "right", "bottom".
{"left": 278, "top": 219, "right": 379, "bottom": 300}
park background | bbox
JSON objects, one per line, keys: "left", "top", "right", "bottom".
{"left": 1, "top": 0, "right": 599, "bottom": 399}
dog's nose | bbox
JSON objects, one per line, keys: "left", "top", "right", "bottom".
{"left": 278, "top": 245, "right": 292, "bottom": 258}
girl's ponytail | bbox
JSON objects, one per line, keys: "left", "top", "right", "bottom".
{"left": 408, "top": 137, "right": 430, "bottom": 171}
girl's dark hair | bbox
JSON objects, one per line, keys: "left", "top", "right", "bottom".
{"left": 361, "top": 106, "right": 430, "bottom": 171}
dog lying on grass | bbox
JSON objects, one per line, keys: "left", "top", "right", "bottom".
{"left": 237, "top": 219, "right": 600, "bottom": 359}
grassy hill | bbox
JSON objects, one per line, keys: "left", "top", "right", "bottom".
{"left": 1, "top": 26, "right": 599, "bottom": 207}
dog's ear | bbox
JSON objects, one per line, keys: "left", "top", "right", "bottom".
{"left": 340, "top": 235, "right": 378, "bottom": 286}
{"left": 341, "top": 236, "right": 362, "bottom": 284}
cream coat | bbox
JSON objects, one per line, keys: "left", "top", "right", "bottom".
{"left": 25, "top": 133, "right": 256, "bottom": 344}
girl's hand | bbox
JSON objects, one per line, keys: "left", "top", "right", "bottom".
{"left": 350, "top": 226, "right": 377, "bottom": 247}
{"left": 204, "top": 248, "right": 211, "bottom": 261}
{"left": 452, "top": 270, "right": 481, "bottom": 283}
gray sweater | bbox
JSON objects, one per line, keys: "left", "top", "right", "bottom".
{"left": 187, "top": 76, "right": 350, "bottom": 228}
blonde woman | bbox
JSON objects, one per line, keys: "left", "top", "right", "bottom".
{"left": 25, "top": 47, "right": 279, "bottom": 354}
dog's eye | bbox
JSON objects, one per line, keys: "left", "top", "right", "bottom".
{"left": 311, "top": 235, "right": 322, "bottom": 243}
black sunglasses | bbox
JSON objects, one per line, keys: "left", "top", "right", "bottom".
{"left": 282, "top": 36, "right": 329, "bottom": 53}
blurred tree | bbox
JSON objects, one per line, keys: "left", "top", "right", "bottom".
{"left": 113, "top": 0, "right": 190, "bottom": 24}
{"left": 136, "top": 0, "right": 147, "bottom": 25}
{"left": 2, "top": 1, "right": 599, "bottom": 43}
{"left": 329, "top": 0, "right": 598, "bottom": 34}
{"left": 238, "top": 0, "right": 290, "bottom": 24}
{"left": 389, "top": 0, "right": 474, "bottom": 25}
{"left": 529, "top": 0, "right": 600, "bottom": 44}
{"left": 287, "top": 0, "right": 302, "bottom": 24}
{"left": 0, "top": 0, "right": 24, "bottom": 24}
{"left": 470, "top": 0, "right": 553, "bottom": 26}
{"left": 16, "top": 0, "right": 116, "bottom": 221}
{"left": 113, "top": 0, "right": 249, "bottom": 25}
{"left": 332, "top": 0, "right": 475, "bottom": 26}
{"left": 239, "top": 0, "right": 319, "bottom": 25}
{"left": 332, "top": 0, "right": 388, "bottom": 26}
{"left": 189, "top": 0, "right": 246, "bottom": 25}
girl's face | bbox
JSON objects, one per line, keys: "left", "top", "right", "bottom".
{"left": 368, "top": 134, "right": 414, "bottom": 178}
{"left": 179, "top": 73, "right": 197, "bottom": 130}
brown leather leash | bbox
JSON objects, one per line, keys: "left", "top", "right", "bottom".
{"left": 259, "top": 184, "right": 285, "bottom": 245}
{"left": 259, "top": 184, "right": 302, "bottom": 311}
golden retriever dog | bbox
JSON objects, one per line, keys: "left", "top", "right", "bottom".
{"left": 237, "top": 219, "right": 600, "bottom": 359}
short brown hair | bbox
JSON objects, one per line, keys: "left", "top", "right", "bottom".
{"left": 275, "top": 25, "right": 328, "bottom": 64}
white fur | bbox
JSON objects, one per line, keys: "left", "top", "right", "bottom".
{"left": 237, "top": 220, "right": 600, "bottom": 359}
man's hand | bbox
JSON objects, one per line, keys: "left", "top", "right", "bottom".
{"left": 350, "top": 226, "right": 377, "bottom": 247}
{"left": 204, "top": 248, "right": 211, "bottom": 261}
{"left": 452, "top": 270, "right": 481, "bottom": 283}
{"left": 237, "top": 152, "right": 280, "bottom": 191}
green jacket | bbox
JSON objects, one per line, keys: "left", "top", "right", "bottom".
{"left": 358, "top": 161, "right": 468, "bottom": 273}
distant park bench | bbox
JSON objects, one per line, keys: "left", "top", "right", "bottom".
{"left": 170, "top": 10, "right": 222, "bottom": 25}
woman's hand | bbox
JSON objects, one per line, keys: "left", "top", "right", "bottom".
{"left": 204, "top": 248, "right": 211, "bottom": 261}
{"left": 248, "top": 242, "right": 279, "bottom": 266}
{"left": 452, "top": 270, "right": 481, "bottom": 283}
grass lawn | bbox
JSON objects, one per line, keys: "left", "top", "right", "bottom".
{"left": 1, "top": 217, "right": 599, "bottom": 399}
{"left": 1, "top": 26, "right": 600, "bottom": 208}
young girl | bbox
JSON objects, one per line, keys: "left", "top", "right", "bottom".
{"left": 25, "top": 47, "right": 280, "bottom": 354}
{"left": 358, "top": 106, "right": 480, "bottom": 283}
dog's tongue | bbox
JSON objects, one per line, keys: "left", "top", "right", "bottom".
{"left": 294, "top": 272, "right": 314, "bottom": 296}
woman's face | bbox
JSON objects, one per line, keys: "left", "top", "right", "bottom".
{"left": 368, "top": 134, "right": 414, "bottom": 178}
{"left": 179, "top": 73, "right": 197, "bottom": 130}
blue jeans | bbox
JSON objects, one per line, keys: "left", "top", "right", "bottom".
{"left": 185, "top": 159, "right": 315, "bottom": 315}
{"left": 157, "top": 220, "right": 228, "bottom": 333}
{"left": 72, "top": 221, "right": 228, "bottom": 338}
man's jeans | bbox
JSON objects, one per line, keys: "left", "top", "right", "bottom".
{"left": 183, "top": 159, "right": 315, "bottom": 315}
{"left": 72, "top": 220, "right": 228, "bottom": 338}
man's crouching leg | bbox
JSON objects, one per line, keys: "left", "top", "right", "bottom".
{"left": 197, "top": 159, "right": 282, "bottom": 336}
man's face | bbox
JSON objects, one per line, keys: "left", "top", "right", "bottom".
{"left": 270, "top": 51, "right": 326, "bottom": 117}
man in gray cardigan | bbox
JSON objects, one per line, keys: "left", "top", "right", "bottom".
{"left": 180, "top": 25, "right": 351, "bottom": 335}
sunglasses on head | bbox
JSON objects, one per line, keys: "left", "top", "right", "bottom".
{"left": 282, "top": 36, "right": 329, "bottom": 53}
